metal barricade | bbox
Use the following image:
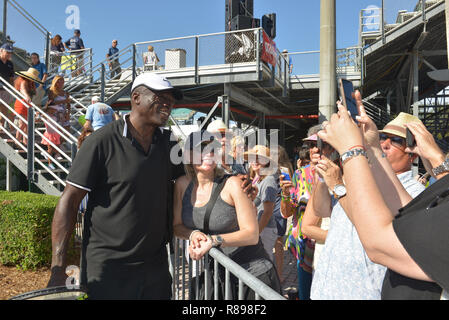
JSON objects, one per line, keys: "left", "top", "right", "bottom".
{"left": 169, "top": 237, "right": 285, "bottom": 301}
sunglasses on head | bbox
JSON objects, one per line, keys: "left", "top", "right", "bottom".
{"left": 379, "top": 133, "right": 406, "bottom": 148}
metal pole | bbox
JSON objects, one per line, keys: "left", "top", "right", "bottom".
{"left": 45, "top": 32, "right": 50, "bottom": 71}
{"left": 2, "top": 0, "right": 7, "bottom": 43}
{"left": 446, "top": 0, "right": 449, "bottom": 68}
{"left": 27, "top": 107, "right": 35, "bottom": 191}
{"left": 132, "top": 44, "right": 137, "bottom": 81}
{"left": 195, "top": 36, "right": 199, "bottom": 84}
{"left": 319, "top": 0, "right": 337, "bottom": 123}
{"left": 100, "top": 63, "right": 105, "bottom": 103}
{"left": 221, "top": 94, "right": 230, "bottom": 128}
{"left": 6, "top": 158, "right": 13, "bottom": 191}
{"left": 381, "top": 0, "right": 385, "bottom": 44}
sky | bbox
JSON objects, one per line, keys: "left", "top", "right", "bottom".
{"left": 4, "top": 0, "right": 419, "bottom": 71}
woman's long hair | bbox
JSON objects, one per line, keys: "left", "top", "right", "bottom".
{"left": 51, "top": 35, "right": 62, "bottom": 47}
{"left": 48, "top": 75, "right": 66, "bottom": 99}
{"left": 276, "top": 145, "right": 294, "bottom": 177}
{"left": 183, "top": 150, "right": 224, "bottom": 185}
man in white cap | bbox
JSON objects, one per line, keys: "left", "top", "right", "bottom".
{"left": 48, "top": 73, "right": 184, "bottom": 299}
{"left": 83, "top": 96, "right": 120, "bottom": 131}
{"left": 207, "top": 119, "right": 247, "bottom": 175}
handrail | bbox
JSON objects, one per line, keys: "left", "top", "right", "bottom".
{"left": 0, "top": 77, "right": 77, "bottom": 145}
{"left": 0, "top": 80, "right": 72, "bottom": 185}
{"left": 135, "top": 27, "right": 262, "bottom": 46}
{"left": 8, "top": 0, "right": 51, "bottom": 36}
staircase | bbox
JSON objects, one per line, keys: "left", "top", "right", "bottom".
{"left": 0, "top": 78, "right": 78, "bottom": 196}
{"left": 59, "top": 44, "right": 137, "bottom": 106}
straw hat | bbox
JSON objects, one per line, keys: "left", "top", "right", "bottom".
{"left": 379, "top": 112, "right": 422, "bottom": 139}
{"left": 15, "top": 68, "right": 43, "bottom": 84}
{"left": 244, "top": 145, "right": 274, "bottom": 165}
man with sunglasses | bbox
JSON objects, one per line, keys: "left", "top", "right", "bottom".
{"left": 378, "top": 113, "right": 426, "bottom": 197}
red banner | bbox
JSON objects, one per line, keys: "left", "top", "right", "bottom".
{"left": 261, "top": 31, "right": 277, "bottom": 67}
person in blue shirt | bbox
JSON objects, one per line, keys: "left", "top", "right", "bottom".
{"left": 106, "top": 40, "right": 121, "bottom": 79}
{"left": 84, "top": 96, "right": 120, "bottom": 131}
{"left": 30, "top": 52, "right": 48, "bottom": 107}
{"left": 64, "top": 29, "right": 85, "bottom": 76}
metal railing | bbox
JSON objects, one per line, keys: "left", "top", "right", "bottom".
{"left": 359, "top": 0, "right": 443, "bottom": 46}
{"left": 4, "top": 0, "right": 52, "bottom": 68}
{"left": 0, "top": 76, "right": 78, "bottom": 188}
{"left": 287, "top": 47, "right": 363, "bottom": 77}
{"left": 170, "top": 238, "right": 285, "bottom": 301}
{"left": 47, "top": 48, "right": 94, "bottom": 84}
{"left": 64, "top": 44, "right": 135, "bottom": 104}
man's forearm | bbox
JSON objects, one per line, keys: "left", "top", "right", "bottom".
{"left": 51, "top": 194, "right": 80, "bottom": 268}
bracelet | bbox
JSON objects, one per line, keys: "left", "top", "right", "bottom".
{"left": 349, "top": 145, "right": 365, "bottom": 151}
{"left": 340, "top": 148, "right": 368, "bottom": 165}
{"left": 189, "top": 230, "right": 201, "bottom": 242}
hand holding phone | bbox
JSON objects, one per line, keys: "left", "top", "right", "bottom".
{"left": 406, "top": 128, "right": 416, "bottom": 148}
{"left": 280, "top": 166, "right": 291, "bottom": 181}
{"left": 338, "top": 79, "right": 359, "bottom": 124}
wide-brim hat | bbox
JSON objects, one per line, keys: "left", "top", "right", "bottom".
{"left": 15, "top": 68, "right": 43, "bottom": 84}
{"left": 131, "top": 73, "right": 183, "bottom": 101}
{"left": 244, "top": 145, "right": 274, "bottom": 165}
{"left": 379, "top": 112, "right": 422, "bottom": 139}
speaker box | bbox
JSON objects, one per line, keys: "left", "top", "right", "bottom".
{"left": 225, "top": 0, "right": 254, "bottom": 30}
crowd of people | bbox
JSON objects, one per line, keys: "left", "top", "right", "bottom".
{"left": 1, "top": 24, "right": 448, "bottom": 301}
{"left": 42, "top": 71, "right": 449, "bottom": 300}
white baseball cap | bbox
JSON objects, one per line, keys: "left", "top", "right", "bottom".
{"left": 207, "top": 119, "right": 228, "bottom": 132}
{"left": 131, "top": 73, "right": 183, "bottom": 100}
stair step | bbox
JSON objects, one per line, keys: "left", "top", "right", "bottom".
{"left": 38, "top": 168, "right": 68, "bottom": 174}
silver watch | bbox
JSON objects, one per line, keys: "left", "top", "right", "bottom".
{"left": 432, "top": 158, "right": 449, "bottom": 176}
{"left": 333, "top": 184, "right": 347, "bottom": 199}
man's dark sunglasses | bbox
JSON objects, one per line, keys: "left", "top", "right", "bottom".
{"left": 379, "top": 133, "right": 406, "bottom": 148}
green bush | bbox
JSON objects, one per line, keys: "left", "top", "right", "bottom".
{"left": 0, "top": 191, "right": 79, "bottom": 270}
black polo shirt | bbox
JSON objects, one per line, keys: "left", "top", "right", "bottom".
{"left": 0, "top": 59, "right": 14, "bottom": 87}
{"left": 381, "top": 174, "right": 449, "bottom": 300}
{"left": 66, "top": 116, "right": 184, "bottom": 285}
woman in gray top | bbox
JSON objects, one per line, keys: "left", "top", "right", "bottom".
{"left": 173, "top": 131, "right": 281, "bottom": 299}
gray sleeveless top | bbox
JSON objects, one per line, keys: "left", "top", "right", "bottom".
{"left": 181, "top": 177, "right": 270, "bottom": 265}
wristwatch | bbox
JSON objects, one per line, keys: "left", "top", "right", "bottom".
{"left": 432, "top": 158, "right": 449, "bottom": 177}
{"left": 332, "top": 183, "right": 347, "bottom": 200}
{"left": 210, "top": 235, "right": 224, "bottom": 248}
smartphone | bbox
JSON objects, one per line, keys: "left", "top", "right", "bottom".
{"left": 280, "top": 166, "right": 291, "bottom": 181}
{"left": 406, "top": 128, "right": 416, "bottom": 148}
{"left": 317, "top": 136, "right": 323, "bottom": 156}
{"left": 338, "top": 79, "right": 358, "bottom": 123}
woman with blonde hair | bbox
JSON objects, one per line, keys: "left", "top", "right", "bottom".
{"left": 173, "top": 131, "right": 280, "bottom": 299}
{"left": 46, "top": 75, "right": 71, "bottom": 138}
